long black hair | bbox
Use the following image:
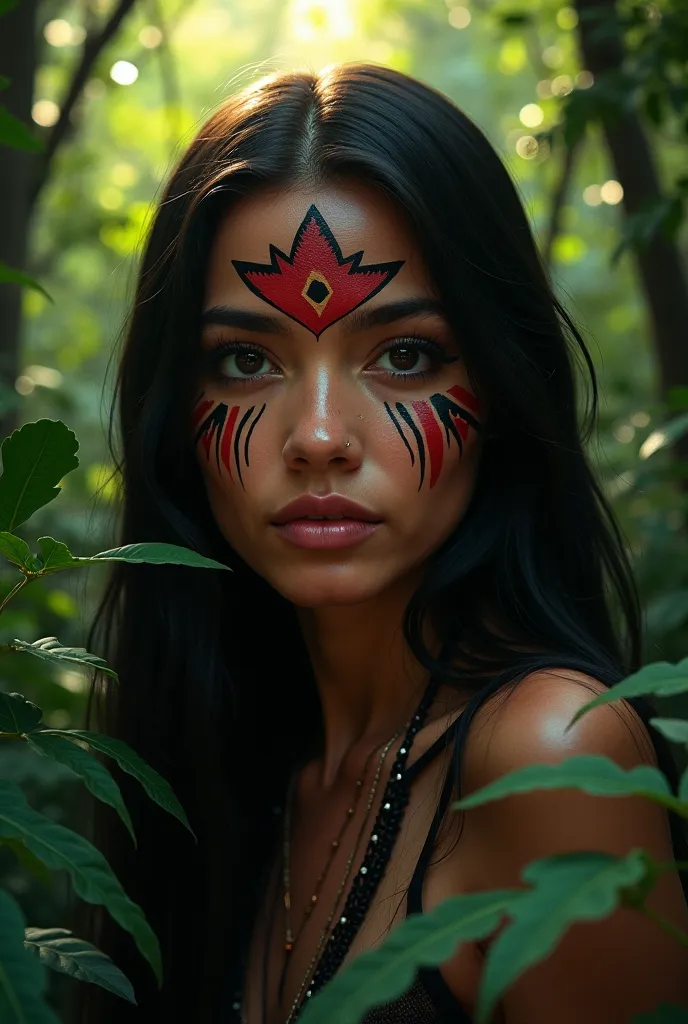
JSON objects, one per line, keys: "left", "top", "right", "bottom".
{"left": 78, "top": 63, "right": 682, "bottom": 1023}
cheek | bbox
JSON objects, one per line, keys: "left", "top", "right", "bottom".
{"left": 383, "top": 383, "right": 483, "bottom": 493}
{"left": 192, "top": 394, "right": 266, "bottom": 491}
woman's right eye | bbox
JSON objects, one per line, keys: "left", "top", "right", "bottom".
{"left": 209, "top": 344, "right": 278, "bottom": 381}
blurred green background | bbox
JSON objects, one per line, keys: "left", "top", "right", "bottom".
{"left": 1, "top": 0, "right": 687, "bottom": 1018}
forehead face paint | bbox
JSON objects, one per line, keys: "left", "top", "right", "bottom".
{"left": 231, "top": 204, "right": 404, "bottom": 339}
{"left": 385, "top": 385, "right": 482, "bottom": 490}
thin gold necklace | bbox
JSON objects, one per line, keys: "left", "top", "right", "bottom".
{"left": 281, "top": 730, "right": 401, "bottom": 1024}
{"left": 281, "top": 738, "right": 386, "bottom": 959}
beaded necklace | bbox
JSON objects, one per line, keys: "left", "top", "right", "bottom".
{"left": 290, "top": 674, "right": 439, "bottom": 1017}
{"left": 232, "top": 672, "right": 439, "bottom": 1024}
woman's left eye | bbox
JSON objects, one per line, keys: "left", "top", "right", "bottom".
{"left": 373, "top": 339, "right": 454, "bottom": 377}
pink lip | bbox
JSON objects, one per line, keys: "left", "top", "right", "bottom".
{"left": 271, "top": 494, "right": 383, "bottom": 550}
{"left": 273, "top": 519, "right": 380, "bottom": 550}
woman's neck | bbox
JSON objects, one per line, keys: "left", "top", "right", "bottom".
{"left": 297, "top": 577, "right": 432, "bottom": 787}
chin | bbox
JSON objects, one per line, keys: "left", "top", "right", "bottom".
{"left": 267, "top": 565, "right": 395, "bottom": 609}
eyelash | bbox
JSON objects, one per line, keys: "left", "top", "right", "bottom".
{"left": 201, "top": 336, "right": 458, "bottom": 387}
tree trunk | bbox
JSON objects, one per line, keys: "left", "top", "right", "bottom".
{"left": 0, "top": 0, "right": 38, "bottom": 440}
{"left": 574, "top": 0, "right": 688, "bottom": 406}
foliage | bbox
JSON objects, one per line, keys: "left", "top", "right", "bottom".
{"left": 302, "top": 660, "right": 688, "bottom": 1023}
{"left": 0, "top": 419, "right": 229, "bottom": 1022}
{"left": 1, "top": 0, "right": 687, "bottom": 1019}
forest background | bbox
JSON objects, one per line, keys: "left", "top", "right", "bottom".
{"left": 1, "top": 0, "right": 687, "bottom": 1018}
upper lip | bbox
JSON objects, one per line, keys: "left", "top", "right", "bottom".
{"left": 271, "top": 495, "right": 382, "bottom": 524}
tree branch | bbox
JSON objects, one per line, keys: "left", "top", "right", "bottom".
{"left": 31, "top": 0, "right": 139, "bottom": 207}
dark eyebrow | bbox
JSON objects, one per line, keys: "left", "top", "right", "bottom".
{"left": 199, "top": 297, "right": 447, "bottom": 336}
{"left": 200, "top": 306, "right": 289, "bottom": 334}
{"left": 341, "top": 297, "right": 447, "bottom": 335}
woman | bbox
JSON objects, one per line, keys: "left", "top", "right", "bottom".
{"left": 82, "top": 64, "right": 688, "bottom": 1024}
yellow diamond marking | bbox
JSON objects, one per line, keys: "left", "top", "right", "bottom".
{"left": 302, "top": 269, "right": 332, "bottom": 316}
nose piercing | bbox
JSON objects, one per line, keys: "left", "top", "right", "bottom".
{"left": 345, "top": 440, "right": 351, "bottom": 448}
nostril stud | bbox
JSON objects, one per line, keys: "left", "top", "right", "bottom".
{"left": 345, "top": 440, "right": 351, "bottom": 448}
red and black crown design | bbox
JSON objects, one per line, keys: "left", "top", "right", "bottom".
{"left": 231, "top": 204, "right": 404, "bottom": 339}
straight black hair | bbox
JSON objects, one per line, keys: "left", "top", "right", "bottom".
{"left": 78, "top": 64, "right": 685, "bottom": 1023}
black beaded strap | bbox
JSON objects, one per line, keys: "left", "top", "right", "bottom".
{"left": 293, "top": 674, "right": 440, "bottom": 1014}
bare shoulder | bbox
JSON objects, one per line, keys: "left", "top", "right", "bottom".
{"left": 462, "top": 667, "right": 657, "bottom": 793}
{"left": 428, "top": 668, "right": 688, "bottom": 1021}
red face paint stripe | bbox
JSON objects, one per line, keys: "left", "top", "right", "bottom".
{"left": 219, "top": 405, "right": 240, "bottom": 479}
{"left": 447, "top": 384, "right": 480, "bottom": 416}
{"left": 192, "top": 398, "right": 214, "bottom": 428}
{"left": 412, "top": 400, "right": 444, "bottom": 488}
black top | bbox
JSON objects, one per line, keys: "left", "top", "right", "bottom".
{"left": 361, "top": 714, "right": 473, "bottom": 1023}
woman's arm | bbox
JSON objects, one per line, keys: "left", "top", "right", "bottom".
{"left": 444, "top": 670, "right": 688, "bottom": 1023}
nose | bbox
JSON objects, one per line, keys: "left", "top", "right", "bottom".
{"left": 282, "top": 365, "right": 362, "bottom": 474}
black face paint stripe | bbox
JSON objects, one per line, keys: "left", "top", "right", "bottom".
{"left": 384, "top": 401, "right": 414, "bottom": 467}
{"left": 395, "top": 402, "right": 425, "bottom": 491}
{"left": 195, "top": 402, "right": 228, "bottom": 470}
{"left": 429, "top": 393, "right": 464, "bottom": 458}
{"left": 233, "top": 406, "right": 255, "bottom": 489}
{"left": 244, "top": 403, "right": 266, "bottom": 468}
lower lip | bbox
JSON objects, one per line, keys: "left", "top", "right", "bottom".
{"left": 272, "top": 519, "right": 381, "bottom": 550}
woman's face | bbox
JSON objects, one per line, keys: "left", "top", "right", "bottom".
{"left": 193, "top": 181, "right": 485, "bottom": 607}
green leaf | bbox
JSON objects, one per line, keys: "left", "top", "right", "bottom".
{"left": 477, "top": 851, "right": 647, "bottom": 1023}
{"left": 299, "top": 891, "right": 519, "bottom": 1024}
{"left": 1, "top": 837, "right": 52, "bottom": 885}
{"left": 650, "top": 718, "right": 688, "bottom": 746}
{"left": 0, "top": 105, "right": 43, "bottom": 152}
{"left": 35, "top": 537, "right": 81, "bottom": 575}
{"left": 0, "top": 420, "right": 79, "bottom": 532}
{"left": 0, "top": 263, "right": 52, "bottom": 302}
{"left": 24, "top": 928, "right": 136, "bottom": 1005}
{"left": 12, "top": 637, "right": 118, "bottom": 680}
{"left": 86, "top": 542, "right": 230, "bottom": 572}
{"left": 454, "top": 756, "right": 686, "bottom": 816}
{"left": 43, "top": 730, "right": 195, "bottom": 839}
{"left": 634, "top": 1006, "right": 688, "bottom": 1023}
{"left": 0, "top": 532, "right": 32, "bottom": 570}
{"left": 0, "top": 692, "right": 42, "bottom": 734}
{"left": 0, "top": 889, "right": 59, "bottom": 1024}
{"left": 569, "top": 659, "right": 688, "bottom": 725}
{"left": 26, "top": 732, "right": 136, "bottom": 845}
{"left": 0, "top": 779, "right": 161, "bottom": 985}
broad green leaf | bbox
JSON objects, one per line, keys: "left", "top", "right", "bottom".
{"left": 0, "top": 106, "right": 43, "bottom": 152}
{"left": 24, "top": 928, "right": 136, "bottom": 1005}
{"left": 650, "top": 718, "right": 688, "bottom": 746}
{"left": 0, "top": 889, "right": 59, "bottom": 1024}
{"left": 86, "top": 542, "right": 229, "bottom": 571}
{"left": 0, "top": 420, "right": 79, "bottom": 532}
{"left": 0, "top": 692, "right": 42, "bottom": 734}
{"left": 634, "top": 1006, "right": 688, "bottom": 1023}
{"left": 43, "top": 730, "right": 195, "bottom": 839}
{"left": 0, "top": 262, "right": 52, "bottom": 301}
{"left": 0, "top": 779, "right": 161, "bottom": 985}
{"left": 26, "top": 732, "right": 135, "bottom": 845}
{"left": 1, "top": 837, "right": 52, "bottom": 885}
{"left": 35, "top": 537, "right": 80, "bottom": 574}
{"left": 454, "top": 756, "right": 687, "bottom": 817}
{"left": 679, "top": 768, "right": 688, "bottom": 806}
{"left": 477, "top": 851, "right": 647, "bottom": 1023}
{"left": 569, "top": 659, "right": 688, "bottom": 726}
{"left": 299, "top": 891, "right": 519, "bottom": 1024}
{"left": 0, "top": 532, "right": 31, "bottom": 570}
{"left": 12, "top": 637, "right": 118, "bottom": 680}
